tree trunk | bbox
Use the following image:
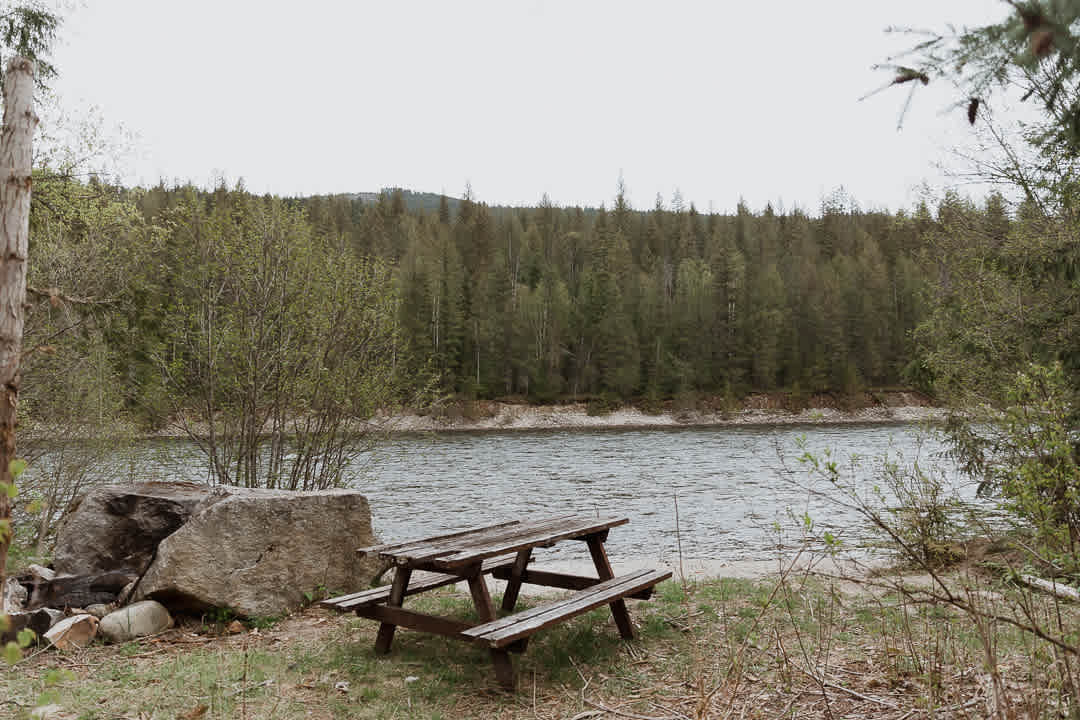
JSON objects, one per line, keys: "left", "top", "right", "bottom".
{"left": 0, "top": 56, "right": 37, "bottom": 590}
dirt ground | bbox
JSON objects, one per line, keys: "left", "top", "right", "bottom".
{"left": 5, "top": 564, "right": 1069, "bottom": 720}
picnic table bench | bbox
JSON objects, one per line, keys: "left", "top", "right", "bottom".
{"left": 320, "top": 514, "right": 670, "bottom": 689}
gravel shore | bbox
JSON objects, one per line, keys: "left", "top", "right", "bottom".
{"left": 388, "top": 400, "right": 943, "bottom": 433}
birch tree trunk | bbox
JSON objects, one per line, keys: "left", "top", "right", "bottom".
{"left": 0, "top": 56, "right": 36, "bottom": 589}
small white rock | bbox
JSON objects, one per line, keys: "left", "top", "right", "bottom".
{"left": 99, "top": 600, "right": 173, "bottom": 643}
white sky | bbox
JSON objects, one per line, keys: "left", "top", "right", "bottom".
{"left": 50, "top": 0, "right": 1011, "bottom": 212}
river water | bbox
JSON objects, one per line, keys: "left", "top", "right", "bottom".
{"left": 360, "top": 423, "right": 968, "bottom": 570}
{"left": 32, "top": 422, "right": 970, "bottom": 573}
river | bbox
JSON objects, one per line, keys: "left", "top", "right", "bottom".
{"left": 31, "top": 422, "right": 970, "bottom": 575}
{"left": 360, "top": 422, "right": 968, "bottom": 571}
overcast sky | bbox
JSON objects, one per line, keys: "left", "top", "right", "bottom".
{"left": 50, "top": 1, "right": 1010, "bottom": 212}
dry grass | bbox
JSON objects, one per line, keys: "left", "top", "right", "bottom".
{"left": 2, "top": 567, "right": 1077, "bottom": 719}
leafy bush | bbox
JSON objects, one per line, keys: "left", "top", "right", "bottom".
{"left": 876, "top": 456, "right": 964, "bottom": 568}
{"left": 980, "top": 364, "right": 1080, "bottom": 575}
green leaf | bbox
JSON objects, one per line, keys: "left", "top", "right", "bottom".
{"left": 3, "top": 640, "right": 21, "bottom": 665}
{"left": 4, "top": 481, "right": 15, "bottom": 499}
{"left": 16, "top": 628, "right": 34, "bottom": 648}
{"left": 8, "top": 458, "right": 26, "bottom": 479}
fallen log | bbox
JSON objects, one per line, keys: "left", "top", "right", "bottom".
{"left": 26, "top": 570, "right": 137, "bottom": 610}
{"left": 1018, "top": 574, "right": 1080, "bottom": 602}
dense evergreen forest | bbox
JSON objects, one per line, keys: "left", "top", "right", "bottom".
{"left": 296, "top": 184, "right": 934, "bottom": 403}
{"left": 26, "top": 177, "right": 1018, "bottom": 428}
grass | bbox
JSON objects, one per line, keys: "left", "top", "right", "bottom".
{"left": 3, "top": 569, "right": 1079, "bottom": 719}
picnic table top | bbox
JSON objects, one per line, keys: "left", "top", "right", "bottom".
{"left": 358, "top": 514, "right": 628, "bottom": 571}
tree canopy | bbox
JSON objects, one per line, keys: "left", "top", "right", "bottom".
{"left": 885, "top": 0, "right": 1080, "bottom": 573}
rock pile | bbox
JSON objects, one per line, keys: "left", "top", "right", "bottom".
{"left": 3, "top": 481, "right": 381, "bottom": 648}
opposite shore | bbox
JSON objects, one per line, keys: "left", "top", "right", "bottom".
{"left": 385, "top": 390, "right": 943, "bottom": 433}
{"left": 131, "top": 390, "right": 942, "bottom": 439}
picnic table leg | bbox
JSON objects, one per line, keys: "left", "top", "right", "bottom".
{"left": 500, "top": 548, "right": 532, "bottom": 613}
{"left": 585, "top": 535, "right": 635, "bottom": 640}
{"left": 467, "top": 572, "right": 516, "bottom": 690}
{"left": 374, "top": 566, "right": 412, "bottom": 654}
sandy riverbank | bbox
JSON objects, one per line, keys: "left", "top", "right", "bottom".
{"left": 137, "top": 392, "right": 942, "bottom": 438}
{"left": 386, "top": 398, "right": 943, "bottom": 433}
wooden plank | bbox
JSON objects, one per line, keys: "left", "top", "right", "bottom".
{"left": 468, "top": 575, "right": 496, "bottom": 622}
{"left": 359, "top": 520, "right": 522, "bottom": 555}
{"left": 489, "top": 566, "right": 657, "bottom": 600}
{"left": 395, "top": 515, "right": 583, "bottom": 565}
{"left": 491, "top": 648, "right": 515, "bottom": 689}
{"left": 355, "top": 605, "right": 475, "bottom": 639}
{"left": 431, "top": 517, "right": 629, "bottom": 570}
{"left": 427, "top": 516, "right": 624, "bottom": 567}
{"left": 467, "top": 573, "right": 517, "bottom": 690}
{"left": 587, "top": 534, "right": 634, "bottom": 639}
{"left": 463, "top": 569, "right": 653, "bottom": 639}
{"left": 571, "top": 528, "right": 609, "bottom": 543}
{"left": 481, "top": 570, "right": 668, "bottom": 646}
{"left": 491, "top": 566, "right": 600, "bottom": 590}
{"left": 374, "top": 567, "right": 411, "bottom": 654}
{"left": 395, "top": 515, "right": 576, "bottom": 557}
{"left": 357, "top": 519, "right": 523, "bottom": 556}
{"left": 400, "top": 515, "right": 606, "bottom": 565}
{"left": 464, "top": 568, "right": 671, "bottom": 648}
{"left": 320, "top": 555, "right": 520, "bottom": 611}
{"left": 500, "top": 549, "right": 532, "bottom": 612}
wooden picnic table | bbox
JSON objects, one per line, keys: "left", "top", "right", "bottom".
{"left": 320, "top": 514, "right": 671, "bottom": 690}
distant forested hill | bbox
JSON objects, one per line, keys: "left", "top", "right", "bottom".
{"left": 347, "top": 189, "right": 464, "bottom": 218}
{"left": 345, "top": 189, "right": 601, "bottom": 222}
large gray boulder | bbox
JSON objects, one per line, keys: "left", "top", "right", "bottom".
{"left": 53, "top": 482, "right": 209, "bottom": 576}
{"left": 135, "top": 488, "right": 381, "bottom": 617}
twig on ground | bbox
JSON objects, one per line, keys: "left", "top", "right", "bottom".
{"left": 751, "top": 642, "right": 901, "bottom": 711}
{"left": 13, "top": 643, "right": 55, "bottom": 666}
{"left": 581, "top": 698, "right": 680, "bottom": 720}
{"left": 794, "top": 662, "right": 899, "bottom": 710}
{"left": 570, "top": 655, "right": 679, "bottom": 720}
{"left": 649, "top": 702, "right": 691, "bottom": 720}
{"left": 228, "top": 679, "right": 273, "bottom": 697}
